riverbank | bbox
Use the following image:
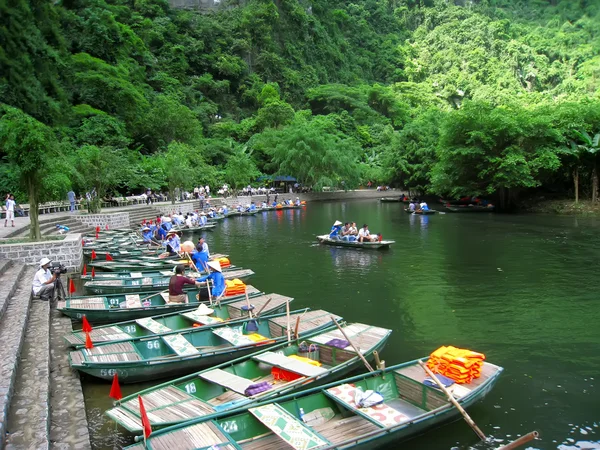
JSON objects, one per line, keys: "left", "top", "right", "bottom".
{"left": 520, "top": 198, "right": 600, "bottom": 215}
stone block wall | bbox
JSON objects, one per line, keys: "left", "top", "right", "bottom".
{"left": 0, "top": 234, "right": 83, "bottom": 271}
{"left": 73, "top": 212, "right": 129, "bottom": 229}
{"left": 154, "top": 202, "right": 197, "bottom": 215}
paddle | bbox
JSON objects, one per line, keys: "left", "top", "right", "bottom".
{"left": 254, "top": 297, "right": 272, "bottom": 317}
{"left": 286, "top": 299, "right": 291, "bottom": 344}
{"left": 330, "top": 316, "right": 374, "bottom": 372}
{"left": 497, "top": 431, "right": 539, "bottom": 450}
{"left": 140, "top": 290, "right": 166, "bottom": 305}
{"left": 418, "top": 360, "right": 487, "bottom": 441}
{"left": 294, "top": 316, "right": 301, "bottom": 340}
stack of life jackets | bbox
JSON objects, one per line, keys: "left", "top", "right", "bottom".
{"left": 272, "top": 355, "right": 322, "bottom": 381}
{"left": 217, "top": 257, "right": 231, "bottom": 268}
{"left": 426, "top": 346, "right": 485, "bottom": 384}
{"left": 224, "top": 278, "right": 246, "bottom": 296}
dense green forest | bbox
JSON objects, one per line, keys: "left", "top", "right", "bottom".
{"left": 1, "top": 0, "right": 600, "bottom": 230}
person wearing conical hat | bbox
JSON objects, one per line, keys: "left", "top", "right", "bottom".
{"left": 329, "top": 220, "right": 343, "bottom": 240}
{"left": 164, "top": 230, "right": 181, "bottom": 255}
{"left": 141, "top": 226, "right": 153, "bottom": 243}
{"left": 196, "top": 260, "right": 225, "bottom": 299}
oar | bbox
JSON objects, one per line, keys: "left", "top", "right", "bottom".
{"left": 294, "top": 316, "right": 301, "bottom": 340}
{"left": 330, "top": 316, "right": 374, "bottom": 372}
{"left": 254, "top": 297, "right": 272, "bottom": 317}
{"left": 497, "top": 431, "right": 539, "bottom": 450}
{"left": 418, "top": 360, "right": 487, "bottom": 441}
{"left": 286, "top": 299, "right": 291, "bottom": 344}
{"left": 140, "top": 289, "right": 167, "bottom": 304}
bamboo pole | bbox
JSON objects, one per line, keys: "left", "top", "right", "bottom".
{"left": 286, "top": 299, "right": 291, "bottom": 343}
{"left": 244, "top": 286, "right": 254, "bottom": 318}
{"left": 254, "top": 297, "right": 272, "bottom": 317}
{"left": 496, "top": 431, "right": 539, "bottom": 450}
{"left": 418, "top": 360, "right": 487, "bottom": 441}
{"left": 373, "top": 350, "right": 385, "bottom": 371}
{"left": 330, "top": 316, "right": 374, "bottom": 372}
{"left": 294, "top": 316, "right": 301, "bottom": 339}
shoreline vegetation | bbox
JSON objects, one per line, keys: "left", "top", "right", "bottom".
{"left": 1, "top": 0, "right": 600, "bottom": 238}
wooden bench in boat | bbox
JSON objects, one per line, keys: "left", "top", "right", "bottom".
{"left": 136, "top": 318, "right": 172, "bottom": 334}
{"left": 252, "top": 352, "right": 327, "bottom": 377}
{"left": 212, "top": 327, "right": 256, "bottom": 346}
{"left": 125, "top": 295, "right": 142, "bottom": 308}
{"left": 199, "top": 368, "right": 255, "bottom": 395}
{"left": 310, "top": 323, "right": 389, "bottom": 353}
{"left": 182, "top": 310, "right": 224, "bottom": 325}
{"left": 249, "top": 403, "right": 330, "bottom": 450}
{"left": 324, "top": 383, "right": 409, "bottom": 428}
{"left": 162, "top": 334, "right": 200, "bottom": 356}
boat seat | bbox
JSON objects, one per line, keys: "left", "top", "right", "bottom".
{"left": 199, "top": 368, "right": 254, "bottom": 395}
{"left": 212, "top": 327, "right": 255, "bottom": 346}
{"left": 160, "top": 292, "right": 170, "bottom": 302}
{"left": 248, "top": 403, "right": 330, "bottom": 450}
{"left": 135, "top": 318, "right": 172, "bottom": 334}
{"left": 252, "top": 352, "right": 327, "bottom": 377}
{"left": 182, "top": 311, "right": 224, "bottom": 325}
{"left": 162, "top": 334, "right": 200, "bottom": 356}
{"left": 125, "top": 295, "right": 142, "bottom": 308}
{"left": 324, "top": 383, "right": 409, "bottom": 428}
{"left": 130, "top": 272, "right": 143, "bottom": 278}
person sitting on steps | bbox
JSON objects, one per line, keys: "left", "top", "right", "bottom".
{"left": 32, "top": 257, "right": 57, "bottom": 301}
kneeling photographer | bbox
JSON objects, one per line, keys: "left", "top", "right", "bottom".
{"left": 32, "top": 257, "right": 66, "bottom": 301}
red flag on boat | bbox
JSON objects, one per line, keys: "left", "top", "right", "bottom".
{"left": 96, "top": 226, "right": 100, "bottom": 233}
{"left": 105, "top": 224, "right": 109, "bottom": 230}
{"left": 82, "top": 264, "right": 87, "bottom": 276}
{"left": 106, "top": 253, "right": 114, "bottom": 261}
{"left": 82, "top": 316, "right": 92, "bottom": 333}
{"left": 138, "top": 395, "right": 152, "bottom": 439}
{"left": 69, "top": 279, "right": 76, "bottom": 294}
{"left": 91, "top": 267, "right": 96, "bottom": 278}
{"left": 109, "top": 373, "right": 122, "bottom": 400}
{"left": 91, "top": 250, "right": 97, "bottom": 260}
{"left": 95, "top": 231, "right": 99, "bottom": 239}
{"left": 85, "top": 332, "right": 94, "bottom": 349}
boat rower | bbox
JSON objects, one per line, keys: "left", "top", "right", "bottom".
{"left": 196, "top": 261, "right": 225, "bottom": 299}
{"left": 141, "top": 226, "right": 153, "bottom": 243}
{"left": 419, "top": 202, "right": 429, "bottom": 212}
{"left": 164, "top": 231, "right": 181, "bottom": 255}
{"left": 329, "top": 220, "right": 343, "bottom": 240}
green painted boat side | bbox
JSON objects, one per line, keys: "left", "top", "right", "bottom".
{"left": 64, "top": 292, "right": 294, "bottom": 348}
{"left": 446, "top": 205, "right": 495, "bottom": 213}
{"left": 128, "top": 357, "right": 502, "bottom": 449}
{"left": 404, "top": 209, "right": 437, "bottom": 215}
{"left": 82, "top": 268, "right": 255, "bottom": 294}
{"left": 380, "top": 197, "right": 402, "bottom": 202}
{"left": 316, "top": 235, "right": 394, "bottom": 250}
{"left": 172, "top": 223, "right": 217, "bottom": 232}
{"left": 106, "top": 322, "right": 391, "bottom": 432}
{"left": 79, "top": 265, "right": 238, "bottom": 281}
{"left": 56, "top": 286, "right": 263, "bottom": 323}
{"left": 69, "top": 310, "right": 342, "bottom": 383}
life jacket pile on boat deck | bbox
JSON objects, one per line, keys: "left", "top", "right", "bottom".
{"left": 427, "top": 345, "right": 485, "bottom": 384}
{"left": 216, "top": 257, "right": 231, "bottom": 268}
{"left": 224, "top": 278, "right": 246, "bottom": 296}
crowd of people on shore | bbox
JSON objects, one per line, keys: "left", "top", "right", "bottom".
{"left": 328, "top": 220, "right": 381, "bottom": 243}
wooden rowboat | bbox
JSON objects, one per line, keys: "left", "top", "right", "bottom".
{"left": 379, "top": 197, "right": 402, "bottom": 203}
{"left": 107, "top": 322, "right": 392, "bottom": 432}
{"left": 86, "top": 253, "right": 229, "bottom": 272}
{"left": 79, "top": 265, "right": 237, "bottom": 281}
{"left": 446, "top": 205, "right": 495, "bottom": 213}
{"left": 82, "top": 268, "right": 254, "bottom": 294}
{"left": 404, "top": 209, "right": 437, "bottom": 215}
{"left": 56, "top": 285, "right": 264, "bottom": 323}
{"left": 316, "top": 235, "right": 394, "bottom": 250}
{"left": 172, "top": 223, "right": 217, "bottom": 232}
{"left": 63, "top": 292, "right": 293, "bottom": 348}
{"left": 126, "top": 356, "right": 502, "bottom": 449}
{"left": 69, "top": 310, "right": 341, "bottom": 383}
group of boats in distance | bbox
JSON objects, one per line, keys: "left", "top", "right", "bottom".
{"left": 53, "top": 203, "right": 516, "bottom": 449}
{"left": 381, "top": 195, "right": 496, "bottom": 214}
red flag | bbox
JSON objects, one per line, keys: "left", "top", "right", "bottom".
{"left": 83, "top": 264, "right": 87, "bottom": 276}
{"left": 91, "top": 267, "right": 96, "bottom": 278}
{"left": 105, "top": 224, "right": 109, "bottom": 230}
{"left": 95, "top": 226, "right": 100, "bottom": 233}
{"left": 85, "top": 332, "right": 94, "bottom": 349}
{"left": 138, "top": 395, "right": 152, "bottom": 438}
{"left": 109, "top": 373, "right": 122, "bottom": 400}
{"left": 95, "top": 231, "right": 99, "bottom": 239}
{"left": 82, "top": 316, "right": 92, "bottom": 333}
{"left": 91, "top": 250, "right": 97, "bottom": 260}
{"left": 106, "top": 253, "right": 114, "bottom": 261}
{"left": 69, "top": 279, "right": 76, "bottom": 294}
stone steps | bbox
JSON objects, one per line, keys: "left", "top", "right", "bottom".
{"left": 0, "top": 265, "right": 34, "bottom": 448}
{"left": 0, "top": 262, "right": 27, "bottom": 322}
{"left": 4, "top": 296, "right": 50, "bottom": 450}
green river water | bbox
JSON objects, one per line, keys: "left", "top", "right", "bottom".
{"left": 82, "top": 200, "right": 600, "bottom": 450}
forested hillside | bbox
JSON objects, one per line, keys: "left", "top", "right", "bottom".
{"left": 1, "top": 0, "right": 600, "bottom": 212}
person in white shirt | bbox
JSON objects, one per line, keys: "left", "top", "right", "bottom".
{"left": 32, "top": 257, "right": 57, "bottom": 300}
{"left": 358, "top": 224, "right": 377, "bottom": 243}
{"left": 5, "top": 194, "right": 16, "bottom": 227}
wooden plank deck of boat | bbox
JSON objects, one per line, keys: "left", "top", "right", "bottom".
{"left": 143, "top": 422, "right": 234, "bottom": 450}
{"left": 268, "top": 310, "right": 341, "bottom": 337}
{"left": 66, "top": 326, "right": 130, "bottom": 345}
{"left": 310, "top": 323, "right": 390, "bottom": 352}
{"left": 395, "top": 361, "right": 500, "bottom": 390}
{"left": 225, "top": 293, "right": 291, "bottom": 319}
{"left": 70, "top": 342, "right": 141, "bottom": 364}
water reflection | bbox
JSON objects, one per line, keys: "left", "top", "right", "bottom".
{"left": 327, "top": 247, "right": 384, "bottom": 273}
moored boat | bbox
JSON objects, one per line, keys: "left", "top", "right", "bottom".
{"left": 107, "top": 321, "right": 392, "bottom": 432}
{"left": 316, "top": 235, "right": 394, "bottom": 250}
{"left": 125, "top": 356, "right": 502, "bottom": 449}
{"left": 79, "top": 264, "right": 237, "bottom": 281}
{"left": 56, "top": 285, "right": 263, "bottom": 322}
{"left": 82, "top": 268, "right": 255, "bottom": 294}
{"left": 172, "top": 223, "right": 217, "bottom": 232}
{"left": 446, "top": 205, "right": 495, "bottom": 213}
{"left": 380, "top": 197, "right": 402, "bottom": 203}
{"left": 404, "top": 208, "right": 437, "bottom": 215}
{"left": 69, "top": 310, "right": 342, "bottom": 382}
{"left": 63, "top": 292, "right": 293, "bottom": 347}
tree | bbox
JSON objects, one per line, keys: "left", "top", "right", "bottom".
{"left": 223, "top": 146, "right": 261, "bottom": 191}
{"left": 0, "top": 106, "right": 57, "bottom": 240}
{"left": 571, "top": 130, "right": 600, "bottom": 202}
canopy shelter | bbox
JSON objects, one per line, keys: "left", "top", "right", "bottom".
{"left": 257, "top": 175, "right": 298, "bottom": 192}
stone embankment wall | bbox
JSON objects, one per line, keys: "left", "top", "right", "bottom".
{"left": 0, "top": 234, "right": 83, "bottom": 271}
{"left": 73, "top": 212, "right": 129, "bottom": 229}
{"left": 155, "top": 202, "right": 197, "bottom": 215}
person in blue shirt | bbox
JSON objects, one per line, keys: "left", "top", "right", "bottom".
{"left": 249, "top": 202, "right": 256, "bottom": 211}
{"left": 295, "top": 197, "right": 301, "bottom": 206}
{"left": 164, "top": 231, "right": 181, "bottom": 255}
{"left": 142, "top": 226, "right": 154, "bottom": 243}
{"left": 196, "top": 260, "right": 225, "bottom": 299}
{"left": 192, "top": 248, "right": 209, "bottom": 272}
{"left": 199, "top": 213, "right": 208, "bottom": 226}
{"left": 157, "top": 224, "right": 168, "bottom": 241}
{"left": 329, "top": 220, "right": 343, "bottom": 239}
{"left": 163, "top": 219, "right": 172, "bottom": 231}
{"left": 419, "top": 202, "right": 429, "bottom": 211}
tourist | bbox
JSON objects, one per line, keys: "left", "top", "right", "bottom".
{"left": 266, "top": 192, "right": 270, "bottom": 204}
{"left": 4, "top": 194, "right": 16, "bottom": 227}
{"left": 341, "top": 222, "right": 352, "bottom": 240}
{"left": 409, "top": 201, "right": 417, "bottom": 212}
{"left": 146, "top": 188, "right": 153, "bottom": 205}
{"left": 197, "top": 236, "right": 210, "bottom": 258}
{"left": 196, "top": 261, "right": 225, "bottom": 299}
{"left": 168, "top": 264, "right": 201, "bottom": 303}
{"left": 349, "top": 222, "right": 358, "bottom": 236}
{"left": 329, "top": 220, "right": 343, "bottom": 239}
{"left": 199, "top": 212, "right": 208, "bottom": 226}
{"left": 295, "top": 197, "right": 301, "bottom": 206}
{"left": 419, "top": 201, "right": 429, "bottom": 212}
{"left": 32, "top": 257, "right": 57, "bottom": 301}
{"left": 67, "top": 190, "right": 76, "bottom": 213}
{"left": 205, "top": 185, "right": 210, "bottom": 197}
{"left": 358, "top": 224, "right": 377, "bottom": 243}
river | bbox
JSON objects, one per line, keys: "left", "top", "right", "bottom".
{"left": 82, "top": 199, "right": 600, "bottom": 450}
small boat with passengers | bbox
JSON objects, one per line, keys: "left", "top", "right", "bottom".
{"left": 316, "top": 235, "right": 394, "bottom": 250}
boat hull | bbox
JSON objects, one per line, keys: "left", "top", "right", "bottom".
{"left": 446, "top": 206, "right": 495, "bottom": 213}
{"left": 316, "top": 235, "right": 394, "bottom": 250}
{"left": 404, "top": 209, "right": 437, "bottom": 215}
